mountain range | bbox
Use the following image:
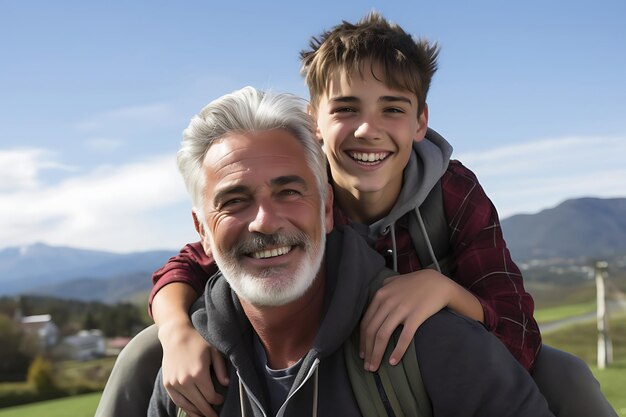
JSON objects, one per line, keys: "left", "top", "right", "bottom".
{"left": 1, "top": 197, "right": 625, "bottom": 303}
{"left": 0, "top": 243, "right": 174, "bottom": 301}
{"left": 501, "top": 197, "right": 626, "bottom": 262}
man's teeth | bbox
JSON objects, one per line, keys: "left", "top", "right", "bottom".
{"left": 251, "top": 246, "right": 292, "bottom": 259}
{"left": 349, "top": 152, "right": 387, "bottom": 162}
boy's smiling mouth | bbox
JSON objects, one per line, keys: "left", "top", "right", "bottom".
{"left": 347, "top": 151, "right": 390, "bottom": 164}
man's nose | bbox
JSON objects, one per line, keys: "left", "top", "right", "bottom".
{"left": 248, "top": 200, "right": 281, "bottom": 234}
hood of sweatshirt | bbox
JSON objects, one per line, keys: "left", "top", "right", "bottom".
{"left": 367, "top": 128, "right": 452, "bottom": 241}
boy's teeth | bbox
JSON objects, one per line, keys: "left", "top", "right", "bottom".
{"left": 349, "top": 151, "right": 387, "bottom": 162}
{"left": 252, "top": 246, "right": 291, "bottom": 259}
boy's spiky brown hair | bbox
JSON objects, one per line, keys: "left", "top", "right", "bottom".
{"left": 300, "top": 11, "right": 439, "bottom": 115}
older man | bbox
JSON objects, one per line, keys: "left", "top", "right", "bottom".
{"left": 148, "top": 87, "right": 553, "bottom": 417}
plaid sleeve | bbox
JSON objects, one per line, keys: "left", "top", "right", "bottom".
{"left": 441, "top": 160, "right": 541, "bottom": 371}
{"left": 148, "top": 241, "right": 217, "bottom": 317}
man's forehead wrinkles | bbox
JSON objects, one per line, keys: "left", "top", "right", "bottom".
{"left": 211, "top": 148, "right": 295, "bottom": 167}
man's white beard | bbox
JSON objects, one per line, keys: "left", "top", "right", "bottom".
{"left": 210, "top": 212, "right": 326, "bottom": 307}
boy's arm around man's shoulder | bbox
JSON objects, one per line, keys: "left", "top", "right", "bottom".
{"left": 149, "top": 242, "right": 218, "bottom": 316}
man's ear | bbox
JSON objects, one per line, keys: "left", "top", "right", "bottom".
{"left": 307, "top": 104, "right": 324, "bottom": 143}
{"left": 414, "top": 103, "right": 429, "bottom": 143}
{"left": 192, "top": 210, "right": 212, "bottom": 256}
{"left": 324, "top": 184, "right": 334, "bottom": 233}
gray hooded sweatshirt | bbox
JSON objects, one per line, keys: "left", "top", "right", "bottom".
{"left": 348, "top": 128, "right": 453, "bottom": 273}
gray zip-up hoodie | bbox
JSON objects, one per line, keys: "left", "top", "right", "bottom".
{"left": 198, "top": 227, "right": 385, "bottom": 416}
{"left": 149, "top": 226, "right": 387, "bottom": 417}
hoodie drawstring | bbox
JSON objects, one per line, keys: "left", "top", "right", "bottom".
{"left": 389, "top": 225, "right": 398, "bottom": 272}
{"left": 311, "top": 367, "right": 319, "bottom": 417}
{"left": 388, "top": 207, "right": 441, "bottom": 274}
{"left": 414, "top": 207, "right": 441, "bottom": 273}
{"left": 239, "top": 379, "right": 247, "bottom": 417}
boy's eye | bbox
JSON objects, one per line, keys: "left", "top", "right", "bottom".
{"left": 333, "top": 107, "right": 357, "bottom": 113}
{"left": 385, "top": 107, "right": 405, "bottom": 114}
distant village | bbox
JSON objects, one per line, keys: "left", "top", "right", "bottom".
{"left": 16, "top": 312, "right": 130, "bottom": 362}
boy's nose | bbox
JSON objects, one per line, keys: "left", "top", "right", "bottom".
{"left": 354, "top": 120, "right": 381, "bottom": 140}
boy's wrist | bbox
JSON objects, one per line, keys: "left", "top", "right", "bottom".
{"left": 157, "top": 315, "right": 195, "bottom": 343}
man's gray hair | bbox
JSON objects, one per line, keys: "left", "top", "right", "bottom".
{"left": 177, "top": 86, "right": 328, "bottom": 216}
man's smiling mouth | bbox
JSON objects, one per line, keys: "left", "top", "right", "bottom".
{"left": 250, "top": 246, "right": 293, "bottom": 259}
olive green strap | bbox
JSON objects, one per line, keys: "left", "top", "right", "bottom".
{"left": 344, "top": 271, "right": 433, "bottom": 417}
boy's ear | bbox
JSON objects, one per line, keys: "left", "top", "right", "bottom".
{"left": 414, "top": 103, "right": 429, "bottom": 143}
{"left": 307, "top": 104, "right": 324, "bottom": 143}
{"left": 192, "top": 210, "right": 212, "bottom": 256}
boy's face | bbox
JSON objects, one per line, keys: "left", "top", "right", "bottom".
{"left": 312, "top": 65, "right": 428, "bottom": 218}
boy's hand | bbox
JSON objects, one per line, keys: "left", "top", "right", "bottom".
{"left": 359, "top": 269, "right": 482, "bottom": 371}
{"left": 159, "top": 321, "right": 229, "bottom": 417}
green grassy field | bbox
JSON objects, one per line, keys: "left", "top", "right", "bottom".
{"left": 0, "top": 392, "right": 101, "bottom": 417}
{"left": 534, "top": 300, "right": 597, "bottom": 324}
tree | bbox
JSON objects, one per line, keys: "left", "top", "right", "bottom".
{"left": 0, "top": 314, "right": 35, "bottom": 381}
{"left": 83, "top": 311, "right": 98, "bottom": 330}
{"left": 27, "top": 356, "right": 58, "bottom": 396}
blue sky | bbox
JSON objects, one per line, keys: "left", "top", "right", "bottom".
{"left": 1, "top": 1, "right": 625, "bottom": 253}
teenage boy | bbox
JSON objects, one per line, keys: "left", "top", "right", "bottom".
{"left": 95, "top": 12, "right": 616, "bottom": 417}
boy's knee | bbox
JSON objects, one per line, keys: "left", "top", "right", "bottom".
{"left": 96, "top": 325, "right": 163, "bottom": 417}
{"left": 118, "top": 324, "right": 162, "bottom": 365}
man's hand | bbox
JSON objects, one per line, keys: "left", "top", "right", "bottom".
{"left": 159, "top": 321, "right": 229, "bottom": 417}
{"left": 359, "top": 269, "right": 483, "bottom": 372}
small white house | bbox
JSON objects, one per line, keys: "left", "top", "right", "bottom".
{"left": 20, "top": 314, "right": 60, "bottom": 349}
{"left": 61, "top": 329, "right": 107, "bottom": 361}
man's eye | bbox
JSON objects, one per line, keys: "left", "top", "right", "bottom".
{"left": 221, "top": 198, "right": 245, "bottom": 208}
{"left": 280, "top": 189, "right": 302, "bottom": 197}
{"left": 385, "top": 107, "right": 405, "bottom": 113}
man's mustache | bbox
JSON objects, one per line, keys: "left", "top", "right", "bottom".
{"left": 232, "top": 231, "right": 310, "bottom": 256}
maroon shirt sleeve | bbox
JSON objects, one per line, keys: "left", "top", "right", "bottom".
{"left": 442, "top": 160, "right": 542, "bottom": 371}
{"left": 148, "top": 241, "right": 217, "bottom": 316}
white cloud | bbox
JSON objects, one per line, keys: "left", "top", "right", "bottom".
{"left": 0, "top": 150, "right": 197, "bottom": 253}
{"left": 0, "top": 149, "right": 75, "bottom": 192}
{"left": 456, "top": 136, "right": 626, "bottom": 218}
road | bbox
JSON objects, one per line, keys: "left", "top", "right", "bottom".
{"left": 539, "top": 300, "right": 626, "bottom": 333}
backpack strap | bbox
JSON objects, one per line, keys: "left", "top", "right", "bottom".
{"left": 343, "top": 269, "right": 433, "bottom": 417}
{"left": 408, "top": 179, "right": 453, "bottom": 276}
